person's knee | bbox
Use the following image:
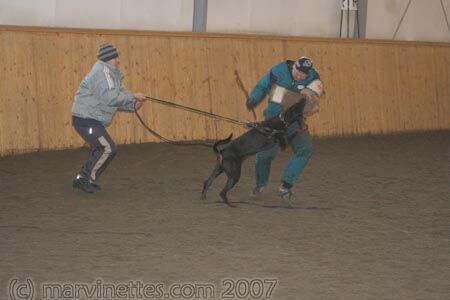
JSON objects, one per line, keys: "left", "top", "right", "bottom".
{"left": 97, "top": 135, "right": 117, "bottom": 156}
{"left": 294, "top": 142, "right": 313, "bottom": 159}
{"left": 103, "top": 141, "right": 117, "bottom": 156}
{"left": 258, "top": 145, "right": 278, "bottom": 160}
{"left": 109, "top": 143, "right": 118, "bottom": 156}
{"left": 256, "top": 150, "right": 276, "bottom": 163}
{"left": 304, "top": 143, "right": 313, "bottom": 157}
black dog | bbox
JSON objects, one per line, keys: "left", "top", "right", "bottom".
{"left": 201, "top": 98, "right": 306, "bottom": 207}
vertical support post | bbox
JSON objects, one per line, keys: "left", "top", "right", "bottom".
{"left": 347, "top": 0, "right": 350, "bottom": 38}
{"left": 340, "top": 0, "right": 364, "bottom": 39}
{"left": 192, "top": 0, "right": 208, "bottom": 32}
{"left": 354, "top": 0, "right": 367, "bottom": 38}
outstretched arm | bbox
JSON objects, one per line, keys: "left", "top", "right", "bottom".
{"left": 246, "top": 68, "right": 277, "bottom": 109}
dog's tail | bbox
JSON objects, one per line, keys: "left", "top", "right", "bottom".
{"left": 213, "top": 134, "right": 233, "bottom": 155}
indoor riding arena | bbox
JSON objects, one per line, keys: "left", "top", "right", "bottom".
{"left": 1, "top": 5, "right": 450, "bottom": 300}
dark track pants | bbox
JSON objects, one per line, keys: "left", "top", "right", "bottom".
{"left": 74, "top": 124, "right": 117, "bottom": 181}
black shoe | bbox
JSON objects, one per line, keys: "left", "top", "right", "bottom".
{"left": 279, "top": 181, "right": 293, "bottom": 201}
{"left": 279, "top": 185, "right": 293, "bottom": 200}
{"left": 72, "top": 175, "right": 95, "bottom": 193}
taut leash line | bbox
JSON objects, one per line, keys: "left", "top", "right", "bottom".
{"left": 144, "top": 96, "right": 245, "bottom": 125}
{"left": 135, "top": 95, "right": 252, "bottom": 146}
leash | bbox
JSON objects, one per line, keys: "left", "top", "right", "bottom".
{"left": 134, "top": 99, "right": 287, "bottom": 148}
{"left": 134, "top": 102, "right": 213, "bottom": 147}
{"left": 135, "top": 96, "right": 252, "bottom": 147}
{"left": 234, "top": 70, "right": 257, "bottom": 121}
{"left": 134, "top": 71, "right": 256, "bottom": 146}
{"left": 144, "top": 96, "right": 245, "bottom": 126}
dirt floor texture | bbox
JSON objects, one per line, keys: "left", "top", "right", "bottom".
{"left": 1, "top": 131, "right": 449, "bottom": 300}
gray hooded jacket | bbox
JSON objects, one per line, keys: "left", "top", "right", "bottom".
{"left": 72, "top": 61, "right": 135, "bottom": 126}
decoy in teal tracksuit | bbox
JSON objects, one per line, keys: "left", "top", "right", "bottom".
{"left": 246, "top": 56, "right": 323, "bottom": 199}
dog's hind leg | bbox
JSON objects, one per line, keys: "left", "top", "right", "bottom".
{"left": 202, "top": 162, "right": 224, "bottom": 200}
{"left": 219, "top": 161, "right": 242, "bottom": 207}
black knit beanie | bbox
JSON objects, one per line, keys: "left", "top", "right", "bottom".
{"left": 97, "top": 44, "right": 119, "bottom": 62}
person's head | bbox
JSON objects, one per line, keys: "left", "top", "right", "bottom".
{"left": 292, "top": 56, "right": 313, "bottom": 81}
{"left": 97, "top": 43, "right": 120, "bottom": 68}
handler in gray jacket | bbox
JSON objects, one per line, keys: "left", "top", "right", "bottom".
{"left": 71, "top": 43, "right": 146, "bottom": 193}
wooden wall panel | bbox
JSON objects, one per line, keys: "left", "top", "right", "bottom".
{"left": 374, "top": 44, "right": 401, "bottom": 133}
{"left": 0, "top": 32, "right": 40, "bottom": 155}
{"left": 0, "top": 26, "right": 449, "bottom": 156}
{"left": 170, "top": 37, "right": 210, "bottom": 141}
{"left": 129, "top": 36, "right": 175, "bottom": 143}
{"left": 433, "top": 46, "right": 450, "bottom": 129}
{"left": 206, "top": 38, "right": 241, "bottom": 138}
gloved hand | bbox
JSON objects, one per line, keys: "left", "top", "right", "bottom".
{"left": 246, "top": 98, "right": 256, "bottom": 110}
{"left": 244, "top": 121, "right": 259, "bottom": 129}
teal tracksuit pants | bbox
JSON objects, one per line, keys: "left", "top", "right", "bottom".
{"left": 255, "top": 129, "right": 313, "bottom": 187}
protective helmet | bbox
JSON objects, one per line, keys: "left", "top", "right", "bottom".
{"left": 294, "top": 56, "right": 313, "bottom": 74}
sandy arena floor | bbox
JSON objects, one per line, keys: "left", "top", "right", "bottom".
{"left": 1, "top": 131, "right": 449, "bottom": 300}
